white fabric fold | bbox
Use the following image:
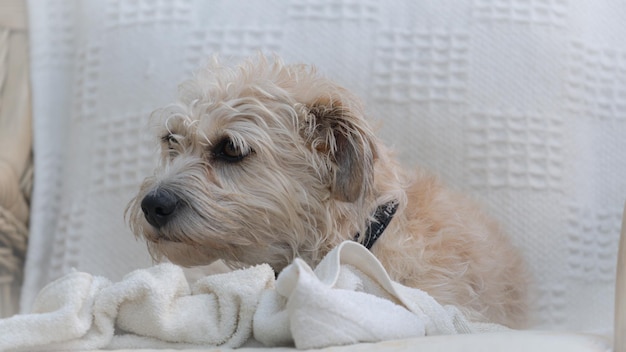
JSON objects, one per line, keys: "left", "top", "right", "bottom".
{"left": 0, "top": 272, "right": 111, "bottom": 351}
{"left": 1, "top": 241, "right": 505, "bottom": 351}
{"left": 253, "top": 241, "right": 507, "bottom": 349}
{"left": 0, "top": 263, "right": 274, "bottom": 351}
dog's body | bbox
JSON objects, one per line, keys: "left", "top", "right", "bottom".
{"left": 128, "top": 56, "right": 528, "bottom": 328}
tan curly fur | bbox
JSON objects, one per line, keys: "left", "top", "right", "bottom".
{"left": 127, "top": 55, "right": 528, "bottom": 328}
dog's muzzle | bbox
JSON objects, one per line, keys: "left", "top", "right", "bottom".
{"left": 140, "top": 189, "right": 179, "bottom": 228}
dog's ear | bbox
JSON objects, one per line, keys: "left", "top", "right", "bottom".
{"left": 304, "top": 95, "right": 378, "bottom": 203}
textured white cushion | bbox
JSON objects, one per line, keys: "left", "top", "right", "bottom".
{"left": 23, "top": 0, "right": 626, "bottom": 337}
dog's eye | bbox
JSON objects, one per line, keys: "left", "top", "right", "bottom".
{"left": 214, "top": 138, "right": 250, "bottom": 162}
{"left": 161, "top": 134, "right": 179, "bottom": 149}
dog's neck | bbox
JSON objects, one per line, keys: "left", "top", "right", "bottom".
{"left": 354, "top": 201, "right": 399, "bottom": 250}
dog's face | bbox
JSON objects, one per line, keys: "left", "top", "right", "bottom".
{"left": 127, "top": 57, "right": 378, "bottom": 271}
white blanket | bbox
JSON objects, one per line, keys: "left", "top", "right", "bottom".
{"left": 0, "top": 242, "right": 505, "bottom": 351}
{"left": 22, "top": 0, "right": 626, "bottom": 335}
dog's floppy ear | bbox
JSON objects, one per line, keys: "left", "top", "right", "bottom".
{"left": 304, "top": 95, "right": 378, "bottom": 203}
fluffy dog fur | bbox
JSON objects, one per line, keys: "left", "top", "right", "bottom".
{"left": 127, "top": 55, "right": 528, "bottom": 328}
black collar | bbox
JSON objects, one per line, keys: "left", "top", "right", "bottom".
{"left": 354, "top": 201, "right": 399, "bottom": 250}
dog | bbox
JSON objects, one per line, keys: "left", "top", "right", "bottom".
{"left": 127, "top": 55, "right": 528, "bottom": 328}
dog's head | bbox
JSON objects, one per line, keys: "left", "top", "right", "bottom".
{"left": 127, "top": 55, "right": 379, "bottom": 271}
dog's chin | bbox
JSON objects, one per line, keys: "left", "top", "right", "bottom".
{"left": 144, "top": 237, "right": 221, "bottom": 267}
{"left": 131, "top": 221, "right": 214, "bottom": 266}
{"left": 140, "top": 225, "right": 183, "bottom": 244}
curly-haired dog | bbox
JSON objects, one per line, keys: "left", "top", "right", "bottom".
{"left": 127, "top": 55, "right": 528, "bottom": 328}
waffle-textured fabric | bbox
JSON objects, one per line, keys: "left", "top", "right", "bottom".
{"left": 22, "top": 0, "right": 626, "bottom": 335}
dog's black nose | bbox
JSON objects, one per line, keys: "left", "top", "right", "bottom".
{"left": 141, "top": 189, "right": 179, "bottom": 228}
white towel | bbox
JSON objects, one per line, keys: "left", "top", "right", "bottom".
{"left": 0, "top": 242, "right": 505, "bottom": 351}
{"left": 0, "top": 263, "right": 274, "bottom": 351}
{"left": 253, "top": 241, "right": 507, "bottom": 349}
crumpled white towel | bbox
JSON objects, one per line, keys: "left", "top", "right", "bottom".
{"left": 0, "top": 241, "right": 506, "bottom": 351}
{"left": 253, "top": 241, "right": 507, "bottom": 349}
{"left": 0, "top": 263, "right": 274, "bottom": 351}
